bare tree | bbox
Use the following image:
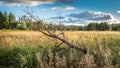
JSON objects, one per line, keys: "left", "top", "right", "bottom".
{"left": 24, "top": 8, "right": 100, "bottom": 60}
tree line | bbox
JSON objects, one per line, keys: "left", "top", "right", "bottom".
{"left": 0, "top": 11, "right": 120, "bottom": 31}
{"left": 86, "top": 22, "right": 120, "bottom": 31}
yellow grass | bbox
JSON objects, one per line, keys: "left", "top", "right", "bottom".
{"left": 0, "top": 30, "right": 120, "bottom": 48}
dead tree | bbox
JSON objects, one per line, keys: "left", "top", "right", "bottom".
{"left": 24, "top": 9, "right": 101, "bottom": 60}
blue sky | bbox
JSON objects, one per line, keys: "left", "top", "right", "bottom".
{"left": 0, "top": 0, "right": 120, "bottom": 25}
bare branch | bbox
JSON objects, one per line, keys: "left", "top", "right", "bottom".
{"left": 24, "top": 9, "right": 100, "bottom": 60}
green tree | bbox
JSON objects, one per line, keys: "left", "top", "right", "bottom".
{"left": 9, "top": 12, "right": 15, "bottom": 29}
{"left": 0, "top": 11, "right": 4, "bottom": 29}
{"left": 18, "top": 15, "right": 35, "bottom": 30}
{"left": 8, "top": 13, "right": 15, "bottom": 29}
{"left": 16, "top": 23, "right": 27, "bottom": 30}
{"left": 33, "top": 20, "right": 45, "bottom": 30}
{"left": 3, "top": 11, "right": 9, "bottom": 29}
{"left": 17, "top": 15, "right": 28, "bottom": 30}
{"left": 26, "top": 19, "right": 34, "bottom": 30}
{"left": 9, "top": 12, "right": 15, "bottom": 23}
{"left": 98, "top": 22, "right": 110, "bottom": 31}
{"left": 87, "top": 23, "right": 98, "bottom": 30}
{"left": 111, "top": 23, "right": 120, "bottom": 31}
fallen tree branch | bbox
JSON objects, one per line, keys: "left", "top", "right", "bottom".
{"left": 39, "top": 29, "right": 101, "bottom": 59}
{"left": 40, "top": 29, "right": 87, "bottom": 53}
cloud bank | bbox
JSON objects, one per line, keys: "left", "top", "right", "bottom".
{"left": 0, "top": 0, "right": 75, "bottom": 6}
{"left": 51, "top": 11, "right": 116, "bottom": 25}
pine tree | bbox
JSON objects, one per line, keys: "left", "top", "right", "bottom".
{"left": 9, "top": 12, "right": 15, "bottom": 29}
{"left": 3, "top": 11, "right": 9, "bottom": 29}
{"left": 0, "top": 11, "right": 4, "bottom": 29}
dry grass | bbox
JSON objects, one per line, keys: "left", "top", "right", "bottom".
{"left": 0, "top": 30, "right": 119, "bottom": 47}
{"left": 0, "top": 30, "right": 120, "bottom": 68}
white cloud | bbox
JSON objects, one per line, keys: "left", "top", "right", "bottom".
{"left": 67, "top": 11, "right": 115, "bottom": 22}
{"left": 41, "top": 9, "right": 47, "bottom": 11}
{"left": 50, "top": 11, "right": 116, "bottom": 25}
{"left": 51, "top": 6, "right": 76, "bottom": 10}
{"left": 0, "top": 0, "right": 54, "bottom": 6}
{"left": 63, "top": 6, "right": 76, "bottom": 10}
{"left": 117, "top": 10, "right": 120, "bottom": 13}
{"left": 0, "top": 0, "right": 74, "bottom": 6}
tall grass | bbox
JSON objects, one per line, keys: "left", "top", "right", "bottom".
{"left": 0, "top": 30, "right": 120, "bottom": 68}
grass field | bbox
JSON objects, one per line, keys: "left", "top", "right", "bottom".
{"left": 0, "top": 30, "right": 120, "bottom": 68}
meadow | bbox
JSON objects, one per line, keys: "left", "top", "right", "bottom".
{"left": 0, "top": 30, "right": 120, "bottom": 68}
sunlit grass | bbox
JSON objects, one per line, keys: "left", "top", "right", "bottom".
{"left": 0, "top": 30, "right": 120, "bottom": 47}
{"left": 0, "top": 30, "right": 120, "bottom": 68}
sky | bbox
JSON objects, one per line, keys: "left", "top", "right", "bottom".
{"left": 0, "top": 0, "right": 120, "bottom": 25}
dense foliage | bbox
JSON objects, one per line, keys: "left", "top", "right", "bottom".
{"left": 0, "top": 11, "right": 120, "bottom": 31}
